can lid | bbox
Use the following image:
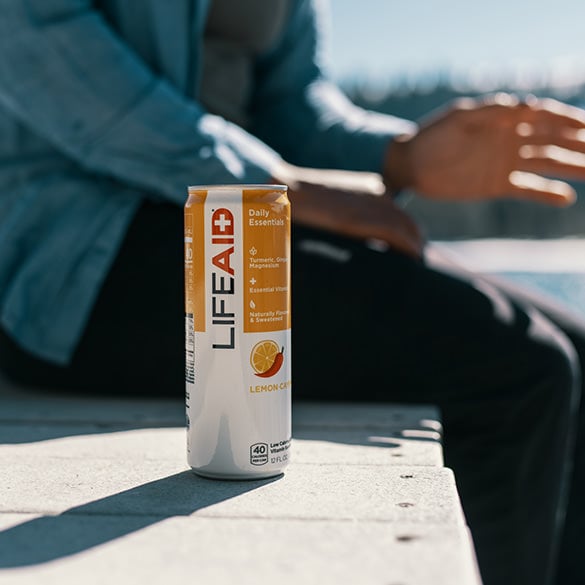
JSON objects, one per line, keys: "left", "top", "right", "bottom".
{"left": 188, "top": 184, "right": 287, "bottom": 193}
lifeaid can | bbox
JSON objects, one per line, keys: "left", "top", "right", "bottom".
{"left": 184, "top": 184, "right": 291, "bottom": 479}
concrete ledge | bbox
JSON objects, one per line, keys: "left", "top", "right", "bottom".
{"left": 0, "top": 377, "right": 481, "bottom": 584}
{"left": 0, "top": 459, "right": 463, "bottom": 524}
{"left": 294, "top": 401, "right": 442, "bottom": 432}
{"left": 0, "top": 515, "right": 480, "bottom": 585}
{"left": 294, "top": 402, "right": 443, "bottom": 467}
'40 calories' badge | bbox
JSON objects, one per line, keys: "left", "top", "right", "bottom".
{"left": 250, "top": 442, "right": 269, "bottom": 465}
{"left": 250, "top": 340, "right": 284, "bottom": 378}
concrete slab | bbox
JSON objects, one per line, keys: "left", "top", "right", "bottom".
{"left": 0, "top": 377, "right": 441, "bottom": 436}
{"left": 0, "top": 458, "right": 464, "bottom": 524}
{"left": 0, "top": 384, "right": 184, "bottom": 426}
{"left": 293, "top": 402, "right": 442, "bottom": 433}
{"left": 0, "top": 381, "right": 480, "bottom": 584}
{"left": 0, "top": 515, "right": 480, "bottom": 585}
{"left": 294, "top": 432, "right": 443, "bottom": 466}
{"left": 0, "top": 425, "right": 186, "bottom": 456}
{"left": 0, "top": 425, "right": 442, "bottom": 466}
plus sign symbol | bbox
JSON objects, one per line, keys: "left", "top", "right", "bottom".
{"left": 211, "top": 208, "right": 234, "bottom": 236}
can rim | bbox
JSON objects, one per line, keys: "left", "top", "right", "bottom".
{"left": 188, "top": 184, "right": 287, "bottom": 192}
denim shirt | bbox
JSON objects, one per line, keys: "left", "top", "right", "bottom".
{"left": 0, "top": 0, "right": 414, "bottom": 364}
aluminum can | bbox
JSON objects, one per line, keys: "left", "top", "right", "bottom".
{"left": 184, "top": 184, "right": 291, "bottom": 479}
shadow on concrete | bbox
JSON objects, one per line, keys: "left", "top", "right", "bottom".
{"left": 0, "top": 372, "right": 185, "bottom": 444}
{"left": 0, "top": 470, "right": 280, "bottom": 569}
{"left": 294, "top": 428, "right": 441, "bottom": 447}
{"left": 0, "top": 381, "right": 442, "bottom": 447}
{"left": 0, "top": 421, "right": 182, "bottom": 444}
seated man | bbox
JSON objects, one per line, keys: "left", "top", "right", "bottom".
{"left": 0, "top": 1, "right": 584, "bottom": 584}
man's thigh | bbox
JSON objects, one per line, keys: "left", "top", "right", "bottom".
{"left": 292, "top": 226, "right": 576, "bottom": 408}
{"left": 292, "top": 226, "right": 579, "bottom": 585}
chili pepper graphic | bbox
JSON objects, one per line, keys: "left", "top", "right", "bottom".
{"left": 255, "top": 346, "right": 284, "bottom": 378}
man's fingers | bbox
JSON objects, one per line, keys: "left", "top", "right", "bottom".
{"left": 508, "top": 171, "right": 576, "bottom": 206}
{"left": 517, "top": 125, "right": 585, "bottom": 152}
{"left": 518, "top": 98, "right": 585, "bottom": 130}
{"left": 518, "top": 145, "right": 585, "bottom": 181}
{"left": 466, "top": 94, "right": 585, "bottom": 131}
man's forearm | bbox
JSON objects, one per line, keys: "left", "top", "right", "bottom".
{"left": 0, "top": 1, "right": 281, "bottom": 203}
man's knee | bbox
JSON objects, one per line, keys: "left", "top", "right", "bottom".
{"left": 520, "top": 308, "right": 580, "bottom": 416}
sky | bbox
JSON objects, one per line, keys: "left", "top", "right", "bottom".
{"left": 328, "top": 0, "right": 585, "bottom": 85}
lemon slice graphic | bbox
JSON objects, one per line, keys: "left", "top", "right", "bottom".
{"left": 250, "top": 340, "right": 279, "bottom": 375}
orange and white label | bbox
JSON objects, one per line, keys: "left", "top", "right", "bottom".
{"left": 185, "top": 187, "right": 290, "bottom": 336}
{"left": 243, "top": 189, "right": 290, "bottom": 333}
{"left": 184, "top": 185, "right": 291, "bottom": 478}
{"left": 184, "top": 190, "right": 206, "bottom": 332}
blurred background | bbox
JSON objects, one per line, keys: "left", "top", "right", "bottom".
{"left": 328, "top": 0, "right": 585, "bottom": 240}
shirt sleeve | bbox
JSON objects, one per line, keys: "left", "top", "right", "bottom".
{"left": 0, "top": 1, "right": 282, "bottom": 205}
{"left": 250, "top": 0, "right": 416, "bottom": 174}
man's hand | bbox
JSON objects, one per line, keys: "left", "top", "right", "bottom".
{"left": 273, "top": 164, "right": 424, "bottom": 258}
{"left": 384, "top": 93, "right": 585, "bottom": 206}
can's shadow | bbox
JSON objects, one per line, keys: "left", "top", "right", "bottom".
{"left": 0, "top": 471, "right": 279, "bottom": 568}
